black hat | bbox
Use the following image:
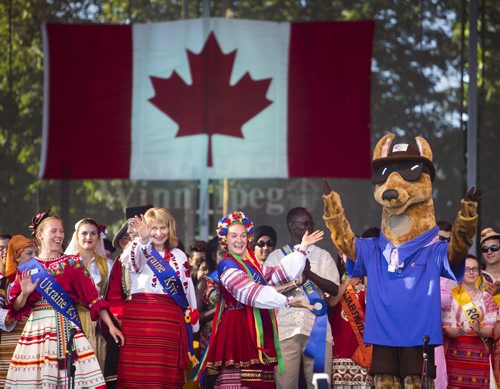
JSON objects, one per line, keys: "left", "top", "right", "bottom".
{"left": 372, "top": 141, "right": 435, "bottom": 182}
{"left": 253, "top": 225, "right": 277, "bottom": 246}
{"left": 103, "top": 238, "right": 116, "bottom": 254}
{"left": 125, "top": 204, "right": 153, "bottom": 220}
{"left": 112, "top": 221, "right": 129, "bottom": 250}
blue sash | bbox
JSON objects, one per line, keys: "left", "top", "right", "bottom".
{"left": 18, "top": 258, "right": 82, "bottom": 330}
{"left": 147, "top": 247, "right": 194, "bottom": 354}
{"left": 218, "top": 259, "right": 266, "bottom": 284}
{"left": 280, "top": 244, "right": 328, "bottom": 373}
{"left": 207, "top": 270, "right": 220, "bottom": 284}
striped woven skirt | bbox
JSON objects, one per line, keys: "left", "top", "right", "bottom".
{"left": 116, "top": 293, "right": 189, "bottom": 388}
{"left": 445, "top": 336, "right": 491, "bottom": 388}
{"left": 332, "top": 358, "right": 374, "bottom": 388}
{"left": 5, "top": 300, "right": 106, "bottom": 388}
{"left": 0, "top": 317, "right": 27, "bottom": 387}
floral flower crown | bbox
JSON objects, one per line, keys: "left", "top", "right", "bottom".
{"left": 216, "top": 211, "right": 254, "bottom": 248}
{"left": 28, "top": 209, "right": 52, "bottom": 237}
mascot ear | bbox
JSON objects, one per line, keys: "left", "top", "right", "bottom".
{"left": 415, "top": 136, "right": 433, "bottom": 161}
{"left": 372, "top": 134, "right": 395, "bottom": 161}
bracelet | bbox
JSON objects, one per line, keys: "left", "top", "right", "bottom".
{"left": 293, "top": 280, "right": 300, "bottom": 289}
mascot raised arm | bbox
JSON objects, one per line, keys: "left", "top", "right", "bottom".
{"left": 322, "top": 133, "right": 479, "bottom": 389}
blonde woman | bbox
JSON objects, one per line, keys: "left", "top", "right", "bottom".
{"left": 6, "top": 210, "right": 123, "bottom": 387}
{"left": 117, "top": 207, "right": 199, "bottom": 388}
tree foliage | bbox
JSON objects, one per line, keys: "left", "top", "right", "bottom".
{"left": 0, "top": 0, "right": 499, "bottom": 241}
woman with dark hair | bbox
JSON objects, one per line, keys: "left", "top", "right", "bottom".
{"left": 64, "top": 218, "right": 112, "bottom": 368}
{"left": 195, "top": 238, "right": 223, "bottom": 388}
{"left": 6, "top": 210, "right": 124, "bottom": 388}
{"left": 442, "top": 254, "right": 497, "bottom": 388}
{"left": 117, "top": 207, "right": 199, "bottom": 388}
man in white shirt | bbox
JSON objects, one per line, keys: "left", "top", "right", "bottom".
{"left": 267, "top": 207, "right": 339, "bottom": 389}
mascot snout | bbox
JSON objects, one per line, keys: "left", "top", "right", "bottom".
{"left": 382, "top": 189, "right": 398, "bottom": 201}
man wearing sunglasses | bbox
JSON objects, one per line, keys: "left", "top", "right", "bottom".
{"left": 479, "top": 227, "right": 500, "bottom": 302}
{"left": 267, "top": 207, "right": 339, "bottom": 389}
{"left": 478, "top": 227, "right": 500, "bottom": 387}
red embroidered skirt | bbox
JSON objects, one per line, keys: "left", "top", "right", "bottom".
{"left": 206, "top": 306, "right": 277, "bottom": 388}
{"left": 117, "top": 293, "right": 188, "bottom": 388}
{"left": 445, "top": 336, "right": 491, "bottom": 388}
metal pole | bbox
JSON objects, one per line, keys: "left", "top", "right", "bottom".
{"left": 197, "top": 0, "right": 211, "bottom": 239}
{"left": 223, "top": 178, "right": 229, "bottom": 216}
{"left": 467, "top": 0, "right": 478, "bottom": 252}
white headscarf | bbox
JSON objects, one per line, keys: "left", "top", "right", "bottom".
{"left": 64, "top": 218, "right": 106, "bottom": 258}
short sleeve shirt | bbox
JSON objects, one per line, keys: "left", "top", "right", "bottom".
{"left": 356, "top": 226, "right": 459, "bottom": 346}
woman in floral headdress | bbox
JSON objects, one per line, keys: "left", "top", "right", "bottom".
{"left": 5, "top": 210, "right": 124, "bottom": 388}
{"left": 64, "top": 218, "right": 113, "bottom": 369}
{"left": 194, "top": 211, "right": 323, "bottom": 388}
{"left": 0, "top": 235, "right": 37, "bottom": 386}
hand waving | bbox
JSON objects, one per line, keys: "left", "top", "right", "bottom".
{"left": 129, "top": 215, "right": 151, "bottom": 242}
{"left": 299, "top": 230, "right": 324, "bottom": 250}
{"left": 19, "top": 270, "right": 38, "bottom": 296}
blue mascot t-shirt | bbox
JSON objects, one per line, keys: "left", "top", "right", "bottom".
{"left": 353, "top": 226, "right": 461, "bottom": 347}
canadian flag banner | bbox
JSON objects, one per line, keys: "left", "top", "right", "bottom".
{"left": 41, "top": 18, "right": 374, "bottom": 180}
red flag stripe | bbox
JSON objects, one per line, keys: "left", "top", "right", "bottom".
{"left": 42, "top": 23, "right": 132, "bottom": 179}
{"left": 287, "top": 21, "right": 374, "bottom": 178}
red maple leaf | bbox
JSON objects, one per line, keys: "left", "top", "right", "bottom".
{"left": 149, "top": 32, "right": 273, "bottom": 167}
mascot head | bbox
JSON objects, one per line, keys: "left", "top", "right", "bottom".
{"left": 372, "top": 134, "right": 437, "bottom": 244}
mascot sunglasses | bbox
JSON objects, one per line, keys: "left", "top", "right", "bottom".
{"left": 372, "top": 161, "right": 433, "bottom": 185}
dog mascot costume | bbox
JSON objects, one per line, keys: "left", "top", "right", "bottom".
{"left": 322, "top": 134, "right": 479, "bottom": 389}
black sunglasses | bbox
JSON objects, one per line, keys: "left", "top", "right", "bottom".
{"left": 481, "top": 244, "right": 500, "bottom": 253}
{"left": 372, "top": 161, "right": 432, "bottom": 185}
{"left": 255, "top": 240, "right": 275, "bottom": 248}
{"left": 438, "top": 236, "right": 450, "bottom": 242}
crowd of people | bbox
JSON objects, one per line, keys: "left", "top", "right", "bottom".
{"left": 0, "top": 205, "right": 499, "bottom": 388}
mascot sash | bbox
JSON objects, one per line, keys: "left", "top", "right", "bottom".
{"left": 18, "top": 258, "right": 82, "bottom": 330}
{"left": 148, "top": 247, "right": 195, "bottom": 355}
{"left": 281, "top": 244, "right": 327, "bottom": 373}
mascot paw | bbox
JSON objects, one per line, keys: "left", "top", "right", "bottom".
{"left": 464, "top": 186, "right": 481, "bottom": 203}
{"left": 403, "top": 375, "right": 432, "bottom": 389}
{"left": 322, "top": 180, "right": 343, "bottom": 217}
{"left": 374, "top": 374, "right": 402, "bottom": 389}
